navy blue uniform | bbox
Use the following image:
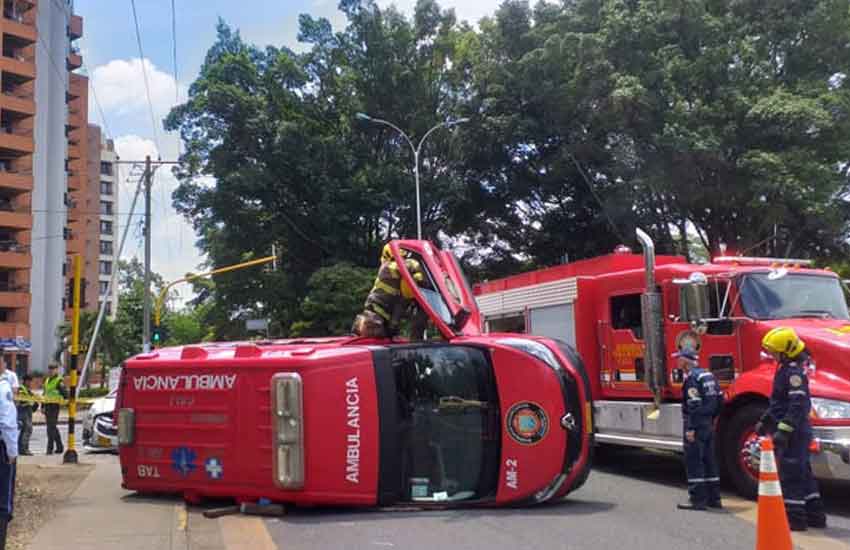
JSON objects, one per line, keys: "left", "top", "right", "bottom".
{"left": 0, "top": 376, "right": 18, "bottom": 548}
{"left": 682, "top": 367, "right": 722, "bottom": 506}
{"left": 759, "top": 351, "right": 825, "bottom": 528}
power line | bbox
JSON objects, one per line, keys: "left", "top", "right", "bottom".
{"left": 129, "top": 0, "right": 161, "bottom": 152}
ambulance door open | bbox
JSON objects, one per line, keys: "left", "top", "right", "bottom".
{"left": 667, "top": 279, "right": 740, "bottom": 392}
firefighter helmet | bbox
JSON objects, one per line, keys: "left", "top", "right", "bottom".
{"left": 762, "top": 327, "right": 806, "bottom": 358}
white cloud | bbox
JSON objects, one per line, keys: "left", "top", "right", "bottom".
{"left": 89, "top": 58, "right": 186, "bottom": 123}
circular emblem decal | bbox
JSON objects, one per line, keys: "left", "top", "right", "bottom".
{"left": 790, "top": 374, "right": 803, "bottom": 387}
{"left": 687, "top": 387, "right": 699, "bottom": 399}
{"left": 675, "top": 330, "right": 702, "bottom": 353}
{"left": 506, "top": 402, "right": 549, "bottom": 445}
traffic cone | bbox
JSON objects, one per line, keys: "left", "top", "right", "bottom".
{"left": 755, "top": 437, "right": 792, "bottom": 550}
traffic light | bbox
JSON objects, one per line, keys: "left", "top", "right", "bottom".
{"left": 151, "top": 324, "right": 169, "bottom": 347}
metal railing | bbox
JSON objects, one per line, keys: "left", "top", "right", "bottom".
{"left": 0, "top": 241, "right": 29, "bottom": 253}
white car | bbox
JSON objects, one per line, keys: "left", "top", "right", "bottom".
{"left": 82, "top": 388, "right": 118, "bottom": 451}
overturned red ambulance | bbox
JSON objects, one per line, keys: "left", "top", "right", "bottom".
{"left": 117, "top": 240, "right": 593, "bottom": 507}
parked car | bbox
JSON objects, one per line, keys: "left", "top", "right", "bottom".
{"left": 83, "top": 388, "right": 118, "bottom": 451}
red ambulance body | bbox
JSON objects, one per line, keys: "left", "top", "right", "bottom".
{"left": 474, "top": 229, "right": 850, "bottom": 497}
{"left": 117, "top": 240, "right": 593, "bottom": 507}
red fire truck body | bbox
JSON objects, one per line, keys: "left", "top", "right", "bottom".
{"left": 117, "top": 241, "right": 593, "bottom": 508}
{"left": 474, "top": 231, "right": 850, "bottom": 496}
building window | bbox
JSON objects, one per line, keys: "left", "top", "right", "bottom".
{"left": 100, "top": 200, "right": 113, "bottom": 215}
{"left": 100, "top": 181, "right": 113, "bottom": 195}
{"left": 99, "top": 261, "right": 112, "bottom": 275}
{"left": 99, "top": 241, "right": 113, "bottom": 255}
{"left": 99, "top": 281, "right": 109, "bottom": 295}
{"left": 99, "top": 220, "right": 112, "bottom": 235}
{"left": 105, "top": 301, "right": 112, "bottom": 316}
{"left": 100, "top": 162, "right": 112, "bottom": 176}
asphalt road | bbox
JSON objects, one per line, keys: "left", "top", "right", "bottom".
{"left": 28, "top": 423, "right": 82, "bottom": 455}
{"left": 263, "top": 447, "right": 850, "bottom": 550}
{"left": 29, "top": 423, "right": 849, "bottom": 550}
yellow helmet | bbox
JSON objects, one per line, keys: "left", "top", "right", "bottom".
{"left": 381, "top": 243, "right": 409, "bottom": 264}
{"left": 762, "top": 327, "right": 806, "bottom": 358}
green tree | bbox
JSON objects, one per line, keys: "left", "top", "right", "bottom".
{"left": 290, "top": 263, "right": 375, "bottom": 336}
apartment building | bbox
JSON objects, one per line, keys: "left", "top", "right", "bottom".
{"left": 0, "top": 0, "right": 88, "bottom": 373}
{"left": 94, "top": 128, "right": 117, "bottom": 318}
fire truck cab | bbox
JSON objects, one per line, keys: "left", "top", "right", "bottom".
{"left": 117, "top": 240, "right": 593, "bottom": 508}
{"left": 475, "top": 229, "right": 850, "bottom": 497}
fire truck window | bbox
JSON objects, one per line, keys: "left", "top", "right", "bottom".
{"left": 708, "top": 355, "right": 735, "bottom": 382}
{"left": 611, "top": 294, "right": 643, "bottom": 339}
{"left": 400, "top": 249, "right": 454, "bottom": 327}
{"left": 487, "top": 315, "right": 525, "bottom": 333}
{"left": 390, "top": 346, "right": 500, "bottom": 503}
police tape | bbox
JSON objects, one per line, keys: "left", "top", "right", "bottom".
{"left": 14, "top": 395, "right": 98, "bottom": 406}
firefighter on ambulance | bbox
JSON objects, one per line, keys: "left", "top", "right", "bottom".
{"left": 676, "top": 345, "right": 723, "bottom": 511}
{"left": 756, "top": 327, "right": 827, "bottom": 531}
{"left": 352, "top": 244, "right": 428, "bottom": 340}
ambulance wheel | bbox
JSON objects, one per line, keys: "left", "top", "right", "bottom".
{"left": 723, "top": 404, "right": 763, "bottom": 499}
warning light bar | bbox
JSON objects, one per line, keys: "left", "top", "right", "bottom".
{"left": 713, "top": 256, "right": 814, "bottom": 267}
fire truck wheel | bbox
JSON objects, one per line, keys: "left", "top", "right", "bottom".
{"left": 723, "top": 404, "right": 764, "bottom": 499}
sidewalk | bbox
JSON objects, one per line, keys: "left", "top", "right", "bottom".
{"left": 26, "top": 454, "right": 189, "bottom": 550}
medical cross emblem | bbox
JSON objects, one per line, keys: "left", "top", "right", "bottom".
{"left": 205, "top": 457, "right": 223, "bottom": 480}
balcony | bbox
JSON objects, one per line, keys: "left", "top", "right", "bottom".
{"left": 67, "top": 142, "right": 81, "bottom": 160}
{"left": 69, "top": 14, "right": 83, "bottom": 40}
{"left": 0, "top": 168, "right": 32, "bottom": 192}
{"left": 0, "top": 322, "right": 29, "bottom": 339}
{"left": 0, "top": 248, "right": 30, "bottom": 269}
{"left": 0, "top": 209, "right": 30, "bottom": 230}
{"left": 0, "top": 288, "right": 29, "bottom": 309}
{"left": 67, "top": 50, "right": 82, "bottom": 70}
{"left": 0, "top": 52, "right": 34, "bottom": 80}
{"left": 1, "top": 14, "right": 36, "bottom": 43}
{"left": 0, "top": 88, "right": 35, "bottom": 116}
{"left": 0, "top": 127, "right": 32, "bottom": 154}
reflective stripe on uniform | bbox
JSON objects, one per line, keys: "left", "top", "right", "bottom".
{"left": 805, "top": 492, "right": 821, "bottom": 500}
{"left": 688, "top": 478, "right": 707, "bottom": 483}
{"left": 373, "top": 279, "right": 399, "bottom": 296}
{"left": 784, "top": 499, "right": 805, "bottom": 505}
{"left": 788, "top": 390, "right": 807, "bottom": 396}
{"left": 758, "top": 480, "right": 782, "bottom": 497}
{"left": 687, "top": 397, "right": 702, "bottom": 402}
{"left": 370, "top": 303, "right": 391, "bottom": 321}
{"left": 706, "top": 477, "right": 720, "bottom": 482}
{"left": 698, "top": 372, "right": 714, "bottom": 379}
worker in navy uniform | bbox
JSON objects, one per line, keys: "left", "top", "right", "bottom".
{"left": 756, "top": 327, "right": 826, "bottom": 531}
{"left": 676, "top": 346, "right": 723, "bottom": 511}
{"left": 352, "top": 244, "right": 427, "bottom": 340}
{"left": 15, "top": 375, "right": 36, "bottom": 456}
{"left": 0, "top": 371, "right": 19, "bottom": 549}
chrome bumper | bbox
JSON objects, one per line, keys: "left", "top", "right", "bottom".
{"left": 811, "top": 427, "right": 850, "bottom": 481}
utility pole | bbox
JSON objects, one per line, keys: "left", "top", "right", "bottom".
{"left": 142, "top": 155, "right": 153, "bottom": 353}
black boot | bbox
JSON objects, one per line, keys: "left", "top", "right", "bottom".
{"left": 0, "top": 517, "right": 8, "bottom": 550}
{"left": 788, "top": 515, "right": 808, "bottom": 532}
{"left": 806, "top": 498, "right": 827, "bottom": 528}
{"left": 677, "top": 500, "right": 707, "bottom": 511}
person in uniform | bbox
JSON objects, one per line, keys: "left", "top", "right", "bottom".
{"left": 0, "top": 370, "right": 18, "bottom": 549}
{"left": 676, "top": 345, "right": 723, "bottom": 511}
{"left": 16, "top": 375, "right": 36, "bottom": 456}
{"left": 352, "top": 244, "right": 427, "bottom": 340}
{"left": 756, "top": 327, "right": 826, "bottom": 531}
{"left": 42, "top": 363, "right": 67, "bottom": 455}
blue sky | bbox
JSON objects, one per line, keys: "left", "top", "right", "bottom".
{"left": 73, "top": 0, "right": 503, "bottom": 305}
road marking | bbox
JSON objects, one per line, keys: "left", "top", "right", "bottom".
{"left": 170, "top": 503, "right": 189, "bottom": 550}
{"left": 219, "top": 516, "right": 277, "bottom": 550}
{"left": 725, "top": 495, "right": 848, "bottom": 550}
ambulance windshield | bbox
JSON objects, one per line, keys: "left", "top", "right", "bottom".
{"left": 391, "top": 345, "right": 500, "bottom": 502}
{"left": 739, "top": 273, "right": 850, "bottom": 320}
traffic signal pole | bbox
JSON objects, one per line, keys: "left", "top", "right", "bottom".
{"left": 63, "top": 255, "right": 82, "bottom": 464}
{"left": 152, "top": 254, "right": 278, "bottom": 343}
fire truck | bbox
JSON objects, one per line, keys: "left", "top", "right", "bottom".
{"left": 474, "top": 229, "right": 850, "bottom": 497}
{"left": 116, "top": 240, "right": 593, "bottom": 508}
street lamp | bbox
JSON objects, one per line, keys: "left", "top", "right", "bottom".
{"left": 356, "top": 112, "right": 470, "bottom": 240}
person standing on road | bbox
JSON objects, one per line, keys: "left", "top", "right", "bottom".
{"left": 15, "top": 375, "right": 36, "bottom": 456}
{"left": 42, "top": 363, "right": 67, "bottom": 455}
{"left": 0, "top": 368, "right": 19, "bottom": 549}
{"left": 676, "top": 346, "right": 723, "bottom": 511}
{"left": 756, "top": 327, "right": 826, "bottom": 531}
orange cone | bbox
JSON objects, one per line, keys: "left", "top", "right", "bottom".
{"left": 755, "top": 437, "right": 793, "bottom": 550}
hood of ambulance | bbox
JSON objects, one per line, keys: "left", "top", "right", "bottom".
{"left": 297, "top": 346, "right": 380, "bottom": 502}
{"left": 484, "top": 340, "right": 569, "bottom": 502}
{"left": 758, "top": 319, "right": 850, "bottom": 401}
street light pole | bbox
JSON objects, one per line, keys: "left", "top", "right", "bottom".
{"left": 356, "top": 113, "right": 469, "bottom": 240}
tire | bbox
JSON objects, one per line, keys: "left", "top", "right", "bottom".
{"left": 722, "top": 404, "right": 765, "bottom": 499}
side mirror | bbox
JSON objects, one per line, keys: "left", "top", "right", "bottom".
{"left": 679, "top": 283, "right": 709, "bottom": 323}
{"left": 452, "top": 307, "right": 471, "bottom": 331}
